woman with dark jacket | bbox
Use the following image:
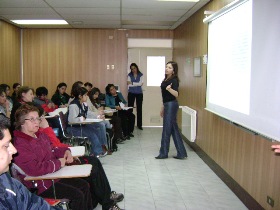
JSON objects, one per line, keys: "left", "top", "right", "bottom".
{"left": 88, "top": 88, "right": 123, "bottom": 150}
{"left": 51, "top": 83, "right": 70, "bottom": 108}
{"left": 105, "top": 84, "right": 135, "bottom": 140}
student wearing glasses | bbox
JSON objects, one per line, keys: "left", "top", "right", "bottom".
{"left": 12, "top": 104, "right": 93, "bottom": 210}
{"left": 0, "top": 121, "right": 60, "bottom": 209}
{"left": 10, "top": 86, "right": 46, "bottom": 133}
{"left": 13, "top": 104, "right": 124, "bottom": 210}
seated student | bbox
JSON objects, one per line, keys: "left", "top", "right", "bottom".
{"left": 13, "top": 104, "right": 92, "bottom": 210}
{"left": 34, "top": 86, "right": 58, "bottom": 114}
{"left": 87, "top": 88, "right": 113, "bottom": 130}
{"left": 0, "top": 88, "right": 11, "bottom": 118}
{"left": 0, "top": 84, "right": 13, "bottom": 112}
{"left": 51, "top": 83, "right": 70, "bottom": 108}
{"left": 0, "top": 121, "right": 61, "bottom": 210}
{"left": 88, "top": 88, "right": 124, "bottom": 149}
{"left": 84, "top": 82, "right": 93, "bottom": 92}
{"left": 70, "top": 82, "right": 111, "bottom": 153}
{"left": 11, "top": 83, "right": 21, "bottom": 104}
{"left": 39, "top": 113, "right": 124, "bottom": 209}
{"left": 13, "top": 104, "right": 123, "bottom": 210}
{"left": 68, "top": 86, "right": 108, "bottom": 157}
{"left": 105, "top": 84, "right": 135, "bottom": 140}
{"left": 10, "top": 86, "right": 47, "bottom": 133}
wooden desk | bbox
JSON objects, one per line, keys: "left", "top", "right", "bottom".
{"left": 24, "top": 164, "right": 92, "bottom": 181}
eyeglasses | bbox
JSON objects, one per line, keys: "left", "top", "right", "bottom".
{"left": 25, "top": 117, "right": 42, "bottom": 123}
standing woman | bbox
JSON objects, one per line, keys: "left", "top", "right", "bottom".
{"left": 127, "top": 63, "right": 143, "bottom": 130}
{"left": 155, "top": 61, "right": 188, "bottom": 160}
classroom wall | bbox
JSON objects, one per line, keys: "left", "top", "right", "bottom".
{"left": 173, "top": 0, "right": 280, "bottom": 209}
{"left": 22, "top": 28, "right": 173, "bottom": 96}
{"left": 0, "top": 20, "right": 21, "bottom": 87}
{"left": 2, "top": 1, "right": 279, "bottom": 208}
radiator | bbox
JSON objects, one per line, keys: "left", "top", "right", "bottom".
{"left": 181, "top": 106, "right": 197, "bottom": 142}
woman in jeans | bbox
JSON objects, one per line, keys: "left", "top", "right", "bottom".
{"left": 155, "top": 61, "right": 188, "bottom": 160}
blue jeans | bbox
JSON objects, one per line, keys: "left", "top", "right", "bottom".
{"left": 159, "top": 100, "right": 187, "bottom": 158}
{"left": 68, "top": 125, "right": 103, "bottom": 156}
{"left": 91, "top": 123, "right": 107, "bottom": 146}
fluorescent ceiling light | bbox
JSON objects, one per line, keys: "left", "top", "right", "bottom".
{"left": 157, "top": 0, "right": 199, "bottom": 2}
{"left": 11, "top": 20, "right": 68, "bottom": 25}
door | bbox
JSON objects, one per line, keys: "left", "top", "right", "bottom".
{"left": 128, "top": 48, "right": 172, "bottom": 127}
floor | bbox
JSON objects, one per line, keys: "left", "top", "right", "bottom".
{"left": 96, "top": 127, "right": 248, "bottom": 210}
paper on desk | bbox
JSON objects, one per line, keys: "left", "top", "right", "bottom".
{"left": 48, "top": 108, "right": 68, "bottom": 116}
{"left": 119, "top": 102, "right": 133, "bottom": 110}
{"left": 84, "top": 119, "right": 103, "bottom": 123}
{"left": 104, "top": 109, "right": 117, "bottom": 113}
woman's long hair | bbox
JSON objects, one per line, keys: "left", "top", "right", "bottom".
{"left": 70, "top": 81, "right": 84, "bottom": 97}
{"left": 163, "top": 61, "right": 180, "bottom": 82}
{"left": 129, "top": 63, "right": 142, "bottom": 74}
{"left": 88, "top": 88, "right": 101, "bottom": 109}
{"left": 55, "top": 82, "right": 67, "bottom": 94}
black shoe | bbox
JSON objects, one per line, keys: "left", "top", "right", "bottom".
{"left": 108, "top": 203, "right": 123, "bottom": 210}
{"left": 155, "top": 155, "right": 168, "bottom": 159}
{"left": 110, "top": 191, "right": 124, "bottom": 202}
{"left": 137, "top": 126, "right": 143, "bottom": 130}
{"left": 173, "top": 156, "right": 187, "bottom": 160}
{"left": 129, "top": 133, "right": 134, "bottom": 137}
{"left": 125, "top": 135, "right": 130, "bottom": 140}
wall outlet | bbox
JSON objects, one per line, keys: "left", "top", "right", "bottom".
{"left": 267, "top": 196, "right": 274, "bottom": 207}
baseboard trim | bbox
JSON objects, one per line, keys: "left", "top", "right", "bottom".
{"left": 182, "top": 136, "right": 264, "bottom": 210}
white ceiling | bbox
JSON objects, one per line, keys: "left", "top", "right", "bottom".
{"left": 0, "top": 0, "right": 210, "bottom": 30}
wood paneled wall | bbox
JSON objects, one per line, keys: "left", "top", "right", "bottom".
{"left": 173, "top": 0, "right": 280, "bottom": 209}
{"left": 0, "top": 20, "right": 21, "bottom": 87}
{"left": 22, "top": 29, "right": 173, "bottom": 96}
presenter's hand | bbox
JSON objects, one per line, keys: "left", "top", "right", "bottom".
{"left": 271, "top": 145, "right": 280, "bottom": 153}
{"left": 166, "top": 83, "right": 172, "bottom": 90}
{"left": 160, "top": 106, "right": 164, "bottom": 118}
{"left": 115, "top": 106, "right": 122, "bottom": 110}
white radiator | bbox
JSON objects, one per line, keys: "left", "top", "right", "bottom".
{"left": 181, "top": 106, "right": 197, "bottom": 142}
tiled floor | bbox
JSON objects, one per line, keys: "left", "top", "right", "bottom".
{"left": 96, "top": 127, "right": 248, "bottom": 210}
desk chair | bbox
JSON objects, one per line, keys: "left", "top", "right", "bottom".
{"left": 57, "top": 112, "right": 91, "bottom": 156}
{"left": 10, "top": 163, "right": 70, "bottom": 209}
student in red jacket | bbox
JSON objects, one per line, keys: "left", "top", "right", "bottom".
{"left": 33, "top": 87, "right": 58, "bottom": 114}
{"left": 13, "top": 104, "right": 124, "bottom": 210}
{"left": 0, "top": 121, "right": 60, "bottom": 210}
{"left": 13, "top": 104, "right": 92, "bottom": 210}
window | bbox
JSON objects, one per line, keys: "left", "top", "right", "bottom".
{"left": 147, "top": 56, "right": 165, "bottom": 86}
